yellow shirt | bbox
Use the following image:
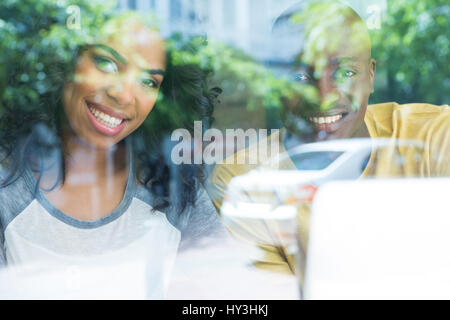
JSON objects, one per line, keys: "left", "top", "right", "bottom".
{"left": 205, "top": 102, "right": 450, "bottom": 274}
{"left": 363, "top": 102, "right": 450, "bottom": 177}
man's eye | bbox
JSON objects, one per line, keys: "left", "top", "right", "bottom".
{"left": 294, "top": 73, "right": 311, "bottom": 82}
{"left": 343, "top": 70, "right": 357, "bottom": 77}
{"left": 93, "top": 56, "right": 118, "bottom": 73}
{"left": 334, "top": 69, "right": 357, "bottom": 80}
{"left": 141, "top": 78, "right": 158, "bottom": 89}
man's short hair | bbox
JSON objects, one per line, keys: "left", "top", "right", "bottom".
{"left": 271, "top": 0, "right": 372, "bottom": 63}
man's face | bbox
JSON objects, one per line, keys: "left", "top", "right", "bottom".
{"left": 282, "top": 9, "right": 376, "bottom": 141}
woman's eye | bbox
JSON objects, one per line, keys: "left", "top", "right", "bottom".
{"left": 141, "top": 78, "right": 158, "bottom": 89}
{"left": 93, "top": 56, "right": 118, "bottom": 73}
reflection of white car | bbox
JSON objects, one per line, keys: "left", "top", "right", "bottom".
{"left": 220, "top": 138, "right": 425, "bottom": 244}
{"left": 227, "top": 137, "right": 425, "bottom": 203}
{"left": 261, "top": 137, "right": 375, "bottom": 179}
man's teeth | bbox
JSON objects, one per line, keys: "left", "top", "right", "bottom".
{"left": 309, "top": 114, "right": 343, "bottom": 124}
{"left": 88, "top": 106, "right": 123, "bottom": 128}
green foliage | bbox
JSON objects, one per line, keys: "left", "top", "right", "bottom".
{"left": 4, "top": 0, "right": 445, "bottom": 139}
{"left": 371, "top": 0, "right": 449, "bottom": 105}
{"left": 171, "top": 36, "right": 289, "bottom": 111}
{"left": 0, "top": 0, "right": 318, "bottom": 135}
{"left": 0, "top": 0, "right": 215, "bottom": 137}
{"left": 0, "top": 0, "right": 116, "bottom": 115}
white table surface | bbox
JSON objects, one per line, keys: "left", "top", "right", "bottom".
{"left": 167, "top": 234, "right": 299, "bottom": 300}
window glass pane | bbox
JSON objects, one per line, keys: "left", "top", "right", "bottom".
{"left": 170, "top": 0, "right": 182, "bottom": 20}
{"left": 223, "top": 0, "right": 235, "bottom": 27}
{"left": 290, "top": 151, "right": 344, "bottom": 170}
{"left": 128, "top": 0, "right": 137, "bottom": 10}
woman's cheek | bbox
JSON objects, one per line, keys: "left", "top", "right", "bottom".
{"left": 130, "top": 97, "right": 156, "bottom": 128}
{"left": 144, "top": 92, "right": 159, "bottom": 113}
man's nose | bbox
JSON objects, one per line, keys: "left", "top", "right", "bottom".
{"left": 106, "top": 77, "right": 135, "bottom": 106}
{"left": 317, "top": 74, "right": 339, "bottom": 109}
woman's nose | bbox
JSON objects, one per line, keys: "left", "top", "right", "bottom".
{"left": 105, "top": 78, "right": 135, "bottom": 106}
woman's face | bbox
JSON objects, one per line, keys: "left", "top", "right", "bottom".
{"left": 63, "top": 22, "right": 166, "bottom": 149}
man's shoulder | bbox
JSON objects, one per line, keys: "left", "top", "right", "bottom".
{"left": 206, "top": 129, "right": 286, "bottom": 211}
{"left": 367, "top": 102, "right": 449, "bottom": 116}
{"left": 366, "top": 102, "right": 449, "bottom": 139}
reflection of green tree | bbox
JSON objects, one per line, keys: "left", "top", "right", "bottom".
{"left": 0, "top": 0, "right": 115, "bottom": 117}
{"left": 0, "top": 0, "right": 301, "bottom": 134}
{"left": 170, "top": 34, "right": 320, "bottom": 131}
{"left": 170, "top": 34, "right": 299, "bottom": 112}
{"left": 371, "top": 0, "right": 449, "bottom": 105}
{"left": 0, "top": 0, "right": 217, "bottom": 138}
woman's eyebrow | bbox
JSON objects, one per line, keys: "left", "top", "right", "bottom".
{"left": 90, "top": 44, "right": 165, "bottom": 76}
{"left": 91, "top": 44, "right": 127, "bottom": 65}
{"left": 143, "top": 69, "right": 165, "bottom": 77}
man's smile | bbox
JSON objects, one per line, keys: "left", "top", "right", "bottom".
{"left": 307, "top": 109, "right": 350, "bottom": 132}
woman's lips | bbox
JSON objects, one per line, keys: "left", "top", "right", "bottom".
{"left": 85, "top": 101, "right": 129, "bottom": 120}
{"left": 85, "top": 100, "right": 128, "bottom": 136}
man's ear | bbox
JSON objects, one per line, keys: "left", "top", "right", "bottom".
{"left": 369, "top": 58, "right": 376, "bottom": 93}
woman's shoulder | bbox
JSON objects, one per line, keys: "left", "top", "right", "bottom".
{"left": 0, "top": 164, "right": 35, "bottom": 232}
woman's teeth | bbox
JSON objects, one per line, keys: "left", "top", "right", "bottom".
{"left": 88, "top": 105, "right": 123, "bottom": 128}
{"left": 309, "top": 114, "right": 343, "bottom": 124}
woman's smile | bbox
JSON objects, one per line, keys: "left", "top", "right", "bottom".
{"left": 85, "top": 100, "right": 129, "bottom": 136}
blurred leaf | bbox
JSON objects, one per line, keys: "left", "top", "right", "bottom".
{"left": 371, "top": 0, "right": 449, "bottom": 105}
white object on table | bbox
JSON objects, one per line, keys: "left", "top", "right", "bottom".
{"left": 304, "top": 178, "right": 450, "bottom": 299}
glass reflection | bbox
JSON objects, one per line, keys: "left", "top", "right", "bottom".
{"left": 0, "top": 2, "right": 223, "bottom": 299}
